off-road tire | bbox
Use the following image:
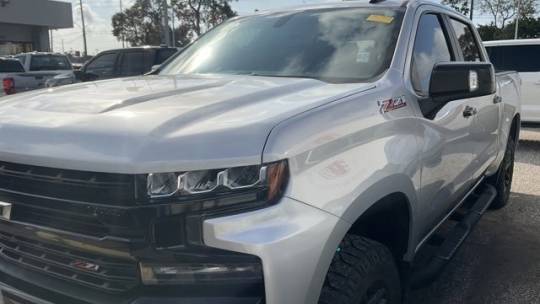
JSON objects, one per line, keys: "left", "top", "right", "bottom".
{"left": 488, "top": 136, "right": 516, "bottom": 210}
{"left": 318, "top": 235, "right": 401, "bottom": 304}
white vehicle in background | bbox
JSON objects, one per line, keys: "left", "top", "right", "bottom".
{"left": 1, "top": 58, "right": 47, "bottom": 96}
{"left": 14, "top": 52, "right": 75, "bottom": 88}
{"left": 484, "top": 39, "right": 538, "bottom": 122}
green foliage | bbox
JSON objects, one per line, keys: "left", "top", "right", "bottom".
{"left": 480, "top": 0, "right": 536, "bottom": 28}
{"left": 171, "top": 0, "right": 236, "bottom": 38}
{"left": 112, "top": 0, "right": 162, "bottom": 46}
{"left": 443, "top": 0, "right": 470, "bottom": 16}
{"left": 478, "top": 18, "right": 540, "bottom": 41}
{"left": 112, "top": 0, "right": 236, "bottom": 47}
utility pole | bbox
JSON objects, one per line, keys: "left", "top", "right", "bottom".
{"left": 514, "top": 0, "right": 520, "bottom": 39}
{"left": 469, "top": 0, "right": 474, "bottom": 21}
{"left": 171, "top": 3, "right": 176, "bottom": 47}
{"left": 49, "top": 29, "right": 54, "bottom": 52}
{"left": 161, "top": 0, "right": 171, "bottom": 46}
{"left": 120, "top": 0, "right": 125, "bottom": 48}
{"left": 62, "top": 39, "right": 65, "bottom": 53}
{"left": 79, "top": 0, "right": 88, "bottom": 57}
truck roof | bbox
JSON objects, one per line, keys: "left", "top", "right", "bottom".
{"left": 483, "top": 39, "right": 540, "bottom": 47}
{"left": 249, "top": 0, "right": 451, "bottom": 14}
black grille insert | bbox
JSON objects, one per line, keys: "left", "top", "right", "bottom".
{"left": 0, "top": 232, "right": 139, "bottom": 293}
{"left": 0, "top": 161, "right": 137, "bottom": 205}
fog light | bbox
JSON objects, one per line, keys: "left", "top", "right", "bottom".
{"left": 140, "top": 262, "right": 263, "bottom": 285}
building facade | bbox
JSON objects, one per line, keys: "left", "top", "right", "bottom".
{"left": 0, "top": 0, "right": 73, "bottom": 55}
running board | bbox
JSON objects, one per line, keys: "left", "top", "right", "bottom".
{"left": 410, "top": 184, "right": 497, "bottom": 288}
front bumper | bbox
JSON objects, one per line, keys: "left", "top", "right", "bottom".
{"left": 0, "top": 197, "right": 348, "bottom": 304}
{"left": 204, "top": 197, "right": 350, "bottom": 304}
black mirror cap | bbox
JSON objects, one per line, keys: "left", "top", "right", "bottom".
{"left": 429, "top": 62, "right": 496, "bottom": 102}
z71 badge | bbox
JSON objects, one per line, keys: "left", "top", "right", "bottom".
{"left": 378, "top": 96, "right": 407, "bottom": 113}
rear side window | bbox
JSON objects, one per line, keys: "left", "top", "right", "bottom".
{"left": 450, "top": 19, "right": 482, "bottom": 62}
{"left": 411, "top": 14, "right": 453, "bottom": 95}
{"left": 0, "top": 60, "right": 25, "bottom": 73}
{"left": 85, "top": 53, "right": 118, "bottom": 77}
{"left": 15, "top": 55, "right": 26, "bottom": 65}
{"left": 118, "top": 51, "right": 154, "bottom": 76}
{"left": 486, "top": 45, "right": 540, "bottom": 72}
{"left": 30, "top": 55, "right": 71, "bottom": 71}
{"left": 156, "top": 49, "right": 178, "bottom": 64}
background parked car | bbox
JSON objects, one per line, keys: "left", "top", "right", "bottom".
{"left": 74, "top": 46, "right": 178, "bottom": 82}
{"left": 484, "top": 39, "right": 539, "bottom": 123}
{"left": 1, "top": 57, "right": 58, "bottom": 96}
{"left": 13, "top": 52, "right": 75, "bottom": 89}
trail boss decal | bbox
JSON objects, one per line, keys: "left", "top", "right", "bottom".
{"left": 378, "top": 96, "right": 407, "bottom": 113}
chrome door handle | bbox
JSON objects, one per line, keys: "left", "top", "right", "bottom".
{"left": 463, "top": 106, "right": 478, "bottom": 118}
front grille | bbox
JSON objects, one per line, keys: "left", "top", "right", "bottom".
{"left": 0, "top": 161, "right": 137, "bottom": 205}
{"left": 0, "top": 232, "right": 139, "bottom": 293}
{"left": 0, "top": 161, "right": 146, "bottom": 238}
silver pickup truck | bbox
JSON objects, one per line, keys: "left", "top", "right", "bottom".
{"left": 0, "top": 1, "right": 521, "bottom": 304}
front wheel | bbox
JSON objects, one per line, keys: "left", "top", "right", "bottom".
{"left": 488, "top": 135, "right": 516, "bottom": 210}
{"left": 318, "top": 235, "right": 401, "bottom": 304}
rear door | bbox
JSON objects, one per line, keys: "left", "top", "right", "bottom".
{"left": 486, "top": 44, "right": 539, "bottom": 122}
{"left": 410, "top": 12, "right": 477, "bottom": 228}
{"left": 117, "top": 50, "right": 154, "bottom": 77}
{"left": 447, "top": 17, "right": 499, "bottom": 181}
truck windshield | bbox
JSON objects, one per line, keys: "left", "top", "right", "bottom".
{"left": 30, "top": 55, "right": 71, "bottom": 71}
{"left": 160, "top": 8, "right": 404, "bottom": 83}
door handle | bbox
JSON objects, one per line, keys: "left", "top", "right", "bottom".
{"left": 463, "top": 106, "right": 478, "bottom": 118}
{"left": 493, "top": 95, "right": 502, "bottom": 104}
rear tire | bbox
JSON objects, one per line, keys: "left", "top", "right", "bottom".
{"left": 488, "top": 135, "right": 516, "bottom": 210}
{"left": 319, "top": 235, "right": 401, "bottom": 304}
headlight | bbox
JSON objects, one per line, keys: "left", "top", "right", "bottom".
{"left": 147, "top": 160, "right": 288, "bottom": 202}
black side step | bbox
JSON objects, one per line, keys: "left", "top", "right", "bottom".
{"left": 410, "top": 184, "right": 497, "bottom": 288}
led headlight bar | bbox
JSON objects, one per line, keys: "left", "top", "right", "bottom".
{"left": 147, "top": 160, "right": 288, "bottom": 201}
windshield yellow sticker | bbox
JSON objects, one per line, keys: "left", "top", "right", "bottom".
{"left": 367, "top": 15, "right": 394, "bottom": 24}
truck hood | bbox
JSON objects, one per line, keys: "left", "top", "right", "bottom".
{"left": 0, "top": 74, "right": 372, "bottom": 173}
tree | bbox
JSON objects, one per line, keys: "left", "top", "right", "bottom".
{"left": 112, "top": 0, "right": 236, "bottom": 47}
{"left": 112, "top": 0, "right": 163, "bottom": 46}
{"left": 443, "top": 0, "right": 470, "bottom": 16}
{"left": 477, "top": 23, "right": 504, "bottom": 40}
{"left": 171, "top": 0, "right": 236, "bottom": 38}
{"left": 480, "top": 0, "right": 536, "bottom": 28}
{"left": 502, "top": 17, "right": 540, "bottom": 38}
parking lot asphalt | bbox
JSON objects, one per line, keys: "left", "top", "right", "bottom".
{"left": 410, "top": 128, "right": 540, "bottom": 304}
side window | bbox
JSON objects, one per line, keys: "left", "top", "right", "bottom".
{"left": 15, "top": 55, "right": 26, "bottom": 66}
{"left": 486, "top": 45, "right": 540, "bottom": 72}
{"left": 118, "top": 51, "right": 154, "bottom": 76}
{"left": 450, "top": 19, "right": 482, "bottom": 62}
{"left": 156, "top": 49, "right": 178, "bottom": 64}
{"left": 85, "top": 53, "right": 118, "bottom": 78}
{"left": 411, "top": 14, "right": 453, "bottom": 95}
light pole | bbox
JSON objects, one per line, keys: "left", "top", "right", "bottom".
{"left": 120, "top": 0, "right": 125, "bottom": 48}
{"left": 514, "top": 0, "right": 520, "bottom": 39}
{"left": 79, "top": 0, "right": 88, "bottom": 57}
{"left": 469, "top": 0, "right": 474, "bottom": 21}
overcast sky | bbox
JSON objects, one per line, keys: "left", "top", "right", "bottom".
{"left": 53, "top": 0, "right": 491, "bottom": 55}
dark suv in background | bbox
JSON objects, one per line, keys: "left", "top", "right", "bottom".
{"left": 75, "top": 46, "right": 178, "bottom": 82}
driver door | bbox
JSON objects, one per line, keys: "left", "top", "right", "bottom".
{"left": 410, "top": 12, "right": 477, "bottom": 230}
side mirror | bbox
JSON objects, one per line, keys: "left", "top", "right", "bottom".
{"left": 429, "top": 62, "right": 496, "bottom": 102}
